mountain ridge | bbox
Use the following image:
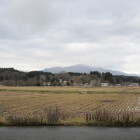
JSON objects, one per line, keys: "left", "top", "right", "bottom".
{"left": 43, "top": 64, "right": 128, "bottom": 76}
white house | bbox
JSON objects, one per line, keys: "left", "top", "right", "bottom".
{"left": 129, "top": 83, "right": 139, "bottom": 87}
{"left": 101, "top": 83, "right": 109, "bottom": 87}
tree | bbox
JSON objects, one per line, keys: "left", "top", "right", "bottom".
{"left": 90, "top": 71, "right": 101, "bottom": 78}
{"left": 102, "top": 72, "right": 114, "bottom": 83}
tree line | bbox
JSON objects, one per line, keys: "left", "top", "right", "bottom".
{"left": 0, "top": 68, "right": 140, "bottom": 86}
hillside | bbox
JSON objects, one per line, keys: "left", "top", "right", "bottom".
{"left": 43, "top": 64, "right": 127, "bottom": 75}
{"left": 0, "top": 67, "right": 140, "bottom": 86}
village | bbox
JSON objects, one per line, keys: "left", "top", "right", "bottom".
{"left": 39, "top": 72, "right": 140, "bottom": 87}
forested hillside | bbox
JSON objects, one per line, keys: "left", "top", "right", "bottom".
{"left": 0, "top": 68, "right": 140, "bottom": 86}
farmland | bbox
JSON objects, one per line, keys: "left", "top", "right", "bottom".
{"left": 0, "top": 86, "right": 140, "bottom": 126}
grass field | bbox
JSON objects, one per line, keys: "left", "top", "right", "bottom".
{"left": 0, "top": 86, "right": 140, "bottom": 126}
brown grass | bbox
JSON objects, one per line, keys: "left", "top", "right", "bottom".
{"left": 0, "top": 86, "right": 140, "bottom": 93}
{"left": 0, "top": 86, "right": 139, "bottom": 126}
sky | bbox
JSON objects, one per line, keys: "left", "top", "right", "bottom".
{"left": 0, "top": 0, "right": 140, "bottom": 74}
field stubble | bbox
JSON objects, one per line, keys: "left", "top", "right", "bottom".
{"left": 0, "top": 86, "right": 140, "bottom": 126}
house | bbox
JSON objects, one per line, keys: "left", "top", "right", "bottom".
{"left": 61, "top": 81, "right": 68, "bottom": 86}
{"left": 129, "top": 83, "right": 139, "bottom": 87}
{"left": 101, "top": 83, "right": 109, "bottom": 87}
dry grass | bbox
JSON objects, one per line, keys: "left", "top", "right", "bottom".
{"left": 0, "top": 86, "right": 140, "bottom": 93}
{"left": 0, "top": 86, "right": 139, "bottom": 126}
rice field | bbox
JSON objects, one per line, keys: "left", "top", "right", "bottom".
{"left": 0, "top": 86, "right": 140, "bottom": 126}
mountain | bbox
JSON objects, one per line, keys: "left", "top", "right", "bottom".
{"left": 43, "top": 64, "right": 127, "bottom": 76}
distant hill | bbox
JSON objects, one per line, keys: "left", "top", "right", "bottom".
{"left": 43, "top": 64, "right": 127, "bottom": 76}
{"left": 0, "top": 68, "right": 20, "bottom": 73}
{"left": 0, "top": 66, "right": 139, "bottom": 86}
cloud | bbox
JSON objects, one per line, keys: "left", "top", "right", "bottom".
{"left": 1, "top": 0, "right": 56, "bottom": 38}
{"left": 0, "top": 0, "right": 140, "bottom": 73}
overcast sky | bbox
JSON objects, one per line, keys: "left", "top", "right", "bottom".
{"left": 0, "top": 0, "right": 140, "bottom": 73}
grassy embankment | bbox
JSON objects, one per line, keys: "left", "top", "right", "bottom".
{"left": 0, "top": 86, "right": 140, "bottom": 126}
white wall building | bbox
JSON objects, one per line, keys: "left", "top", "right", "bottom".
{"left": 101, "top": 83, "right": 109, "bottom": 87}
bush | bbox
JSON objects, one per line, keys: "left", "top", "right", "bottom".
{"left": 47, "top": 106, "right": 60, "bottom": 125}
